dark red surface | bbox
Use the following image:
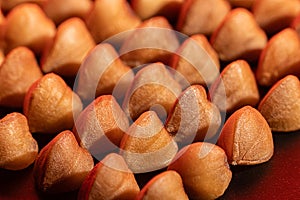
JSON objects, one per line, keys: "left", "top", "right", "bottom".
{"left": 0, "top": 107, "right": 300, "bottom": 199}
{"left": 0, "top": 130, "right": 299, "bottom": 199}
{"left": 220, "top": 131, "right": 300, "bottom": 200}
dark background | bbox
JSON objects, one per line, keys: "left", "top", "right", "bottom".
{"left": 0, "top": 105, "right": 299, "bottom": 200}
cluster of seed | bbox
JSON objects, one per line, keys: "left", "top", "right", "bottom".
{"left": 0, "top": 0, "right": 300, "bottom": 200}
